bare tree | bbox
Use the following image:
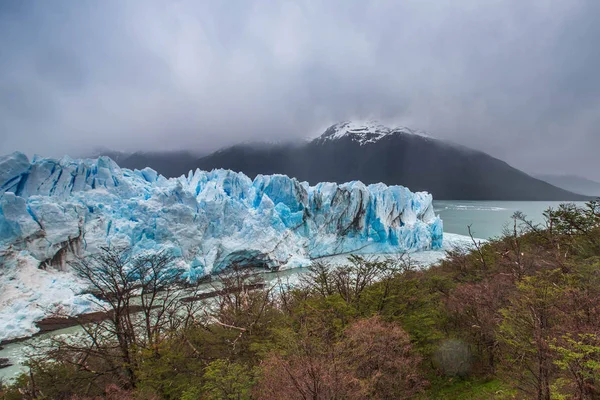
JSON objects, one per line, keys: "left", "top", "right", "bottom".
{"left": 301, "top": 255, "right": 403, "bottom": 308}
{"left": 45, "top": 246, "right": 188, "bottom": 389}
{"left": 468, "top": 224, "right": 489, "bottom": 271}
{"left": 199, "top": 263, "right": 278, "bottom": 355}
{"left": 299, "top": 261, "right": 335, "bottom": 297}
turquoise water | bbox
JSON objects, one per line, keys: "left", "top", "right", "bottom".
{"left": 435, "top": 200, "right": 588, "bottom": 240}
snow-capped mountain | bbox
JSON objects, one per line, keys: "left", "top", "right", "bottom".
{"left": 192, "top": 122, "right": 587, "bottom": 201}
{"left": 315, "top": 121, "right": 430, "bottom": 145}
{"left": 0, "top": 151, "right": 442, "bottom": 341}
{"left": 82, "top": 122, "right": 587, "bottom": 200}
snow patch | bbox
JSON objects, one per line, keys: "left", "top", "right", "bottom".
{"left": 316, "top": 121, "right": 431, "bottom": 145}
{"left": 0, "top": 253, "right": 101, "bottom": 341}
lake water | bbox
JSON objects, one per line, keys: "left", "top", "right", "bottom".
{"left": 435, "top": 200, "right": 587, "bottom": 239}
{"left": 0, "top": 200, "right": 587, "bottom": 382}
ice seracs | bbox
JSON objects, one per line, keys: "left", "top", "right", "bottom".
{"left": 0, "top": 151, "right": 443, "bottom": 341}
{"left": 316, "top": 121, "right": 431, "bottom": 145}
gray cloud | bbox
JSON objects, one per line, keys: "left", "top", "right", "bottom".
{"left": 0, "top": 0, "right": 599, "bottom": 178}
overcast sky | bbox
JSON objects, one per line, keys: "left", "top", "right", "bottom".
{"left": 0, "top": 0, "right": 599, "bottom": 178}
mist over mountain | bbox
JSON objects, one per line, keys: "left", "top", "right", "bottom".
{"left": 535, "top": 174, "right": 600, "bottom": 197}
{"left": 91, "top": 150, "right": 205, "bottom": 179}
{"left": 196, "top": 122, "right": 586, "bottom": 201}
{"left": 97, "top": 122, "right": 587, "bottom": 201}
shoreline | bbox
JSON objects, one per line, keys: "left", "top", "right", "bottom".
{"left": 0, "top": 281, "right": 267, "bottom": 347}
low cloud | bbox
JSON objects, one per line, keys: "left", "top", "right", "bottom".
{"left": 0, "top": 0, "right": 599, "bottom": 178}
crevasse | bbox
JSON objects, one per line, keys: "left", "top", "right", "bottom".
{"left": 0, "top": 151, "right": 443, "bottom": 276}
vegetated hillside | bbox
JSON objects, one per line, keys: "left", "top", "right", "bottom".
{"left": 4, "top": 201, "right": 600, "bottom": 399}
{"left": 536, "top": 173, "right": 600, "bottom": 197}
{"left": 194, "top": 122, "right": 587, "bottom": 200}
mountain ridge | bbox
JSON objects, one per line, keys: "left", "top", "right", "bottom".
{"left": 192, "top": 122, "right": 587, "bottom": 201}
{"left": 91, "top": 150, "right": 204, "bottom": 179}
{"left": 94, "top": 122, "right": 588, "bottom": 201}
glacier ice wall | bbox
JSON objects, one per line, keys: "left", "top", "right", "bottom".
{"left": 0, "top": 151, "right": 442, "bottom": 340}
{"left": 0, "top": 151, "right": 442, "bottom": 276}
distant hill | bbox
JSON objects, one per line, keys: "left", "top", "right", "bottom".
{"left": 535, "top": 174, "right": 600, "bottom": 197}
{"left": 93, "top": 150, "right": 204, "bottom": 178}
{"left": 192, "top": 122, "right": 587, "bottom": 201}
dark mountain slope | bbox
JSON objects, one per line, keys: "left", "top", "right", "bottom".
{"left": 94, "top": 150, "right": 203, "bottom": 178}
{"left": 194, "top": 122, "right": 587, "bottom": 201}
{"left": 535, "top": 174, "right": 600, "bottom": 197}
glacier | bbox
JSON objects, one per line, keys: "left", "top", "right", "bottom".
{"left": 0, "top": 152, "right": 442, "bottom": 341}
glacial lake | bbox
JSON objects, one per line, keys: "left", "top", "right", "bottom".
{"left": 434, "top": 200, "right": 588, "bottom": 240}
{"left": 0, "top": 200, "right": 589, "bottom": 382}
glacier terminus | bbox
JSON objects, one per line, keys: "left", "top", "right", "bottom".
{"left": 0, "top": 152, "right": 442, "bottom": 341}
